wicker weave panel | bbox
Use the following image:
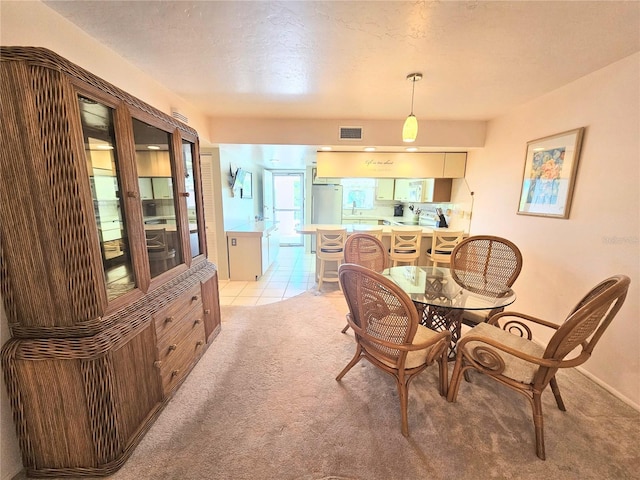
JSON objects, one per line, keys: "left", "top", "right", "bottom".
{"left": 15, "top": 358, "right": 96, "bottom": 468}
{"left": 0, "top": 60, "right": 107, "bottom": 331}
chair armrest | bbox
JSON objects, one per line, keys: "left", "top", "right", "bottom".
{"left": 488, "top": 311, "right": 561, "bottom": 340}
{"left": 458, "top": 333, "right": 560, "bottom": 369}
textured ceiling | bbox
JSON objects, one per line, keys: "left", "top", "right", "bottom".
{"left": 44, "top": 1, "right": 640, "bottom": 122}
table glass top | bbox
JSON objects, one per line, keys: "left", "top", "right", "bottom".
{"left": 384, "top": 266, "right": 516, "bottom": 311}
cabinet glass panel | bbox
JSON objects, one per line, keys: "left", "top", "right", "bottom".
{"left": 132, "top": 118, "right": 183, "bottom": 278}
{"left": 78, "top": 96, "right": 135, "bottom": 300}
{"left": 182, "top": 140, "right": 202, "bottom": 257}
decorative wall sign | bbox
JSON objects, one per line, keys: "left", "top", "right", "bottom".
{"left": 517, "top": 128, "right": 584, "bottom": 219}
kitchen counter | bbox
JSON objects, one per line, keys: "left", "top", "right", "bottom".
{"left": 341, "top": 215, "right": 436, "bottom": 227}
{"left": 297, "top": 224, "right": 436, "bottom": 236}
{"left": 225, "top": 221, "right": 278, "bottom": 237}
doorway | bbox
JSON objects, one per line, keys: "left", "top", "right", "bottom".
{"left": 272, "top": 172, "right": 304, "bottom": 246}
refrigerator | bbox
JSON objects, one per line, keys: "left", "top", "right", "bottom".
{"left": 311, "top": 184, "right": 343, "bottom": 252}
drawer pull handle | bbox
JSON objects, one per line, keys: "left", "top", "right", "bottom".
{"left": 153, "top": 360, "right": 162, "bottom": 368}
{"left": 168, "top": 344, "right": 177, "bottom": 352}
{"left": 171, "top": 369, "right": 180, "bottom": 378}
{"left": 165, "top": 316, "right": 174, "bottom": 324}
{"left": 191, "top": 295, "right": 199, "bottom": 302}
{"left": 194, "top": 318, "right": 202, "bottom": 325}
{"left": 204, "top": 309, "right": 211, "bottom": 315}
{"left": 196, "top": 340, "right": 204, "bottom": 347}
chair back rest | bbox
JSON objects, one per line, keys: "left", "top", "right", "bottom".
{"left": 450, "top": 235, "right": 522, "bottom": 296}
{"left": 316, "top": 228, "right": 346, "bottom": 254}
{"left": 344, "top": 233, "right": 388, "bottom": 273}
{"left": 390, "top": 228, "right": 422, "bottom": 255}
{"left": 544, "top": 275, "right": 630, "bottom": 361}
{"left": 339, "top": 263, "right": 419, "bottom": 365}
{"left": 429, "top": 229, "right": 465, "bottom": 260}
{"left": 352, "top": 226, "right": 383, "bottom": 240}
{"left": 145, "top": 228, "right": 169, "bottom": 254}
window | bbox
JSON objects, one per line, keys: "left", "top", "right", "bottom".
{"left": 341, "top": 178, "right": 376, "bottom": 209}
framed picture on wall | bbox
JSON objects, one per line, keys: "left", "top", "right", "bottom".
{"left": 241, "top": 171, "right": 253, "bottom": 199}
{"left": 517, "top": 127, "right": 584, "bottom": 219}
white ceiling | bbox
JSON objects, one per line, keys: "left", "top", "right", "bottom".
{"left": 43, "top": 0, "right": 640, "bottom": 168}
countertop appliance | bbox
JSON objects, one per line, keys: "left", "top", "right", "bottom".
{"left": 394, "top": 204, "right": 404, "bottom": 217}
{"left": 311, "top": 184, "right": 343, "bottom": 253}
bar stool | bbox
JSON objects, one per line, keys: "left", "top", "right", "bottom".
{"left": 316, "top": 228, "right": 347, "bottom": 291}
{"left": 426, "top": 229, "right": 465, "bottom": 267}
{"left": 352, "top": 226, "right": 383, "bottom": 240}
{"left": 389, "top": 228, "right": 422, "bottom": 266}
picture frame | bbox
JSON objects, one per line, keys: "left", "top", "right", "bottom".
{"left": 517, "top": 127, "right": 584, "bottom": 219}
{"left": 240, "top": 171, "right": 253, "bottom": 199}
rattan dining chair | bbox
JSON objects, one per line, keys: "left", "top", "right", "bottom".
{"left": 337, "top": 263, "right": 451, "bottom": 436}
{"left": 341, "top": 233, "right": 388, "bottom": 333}
{"left": 449, "top": 235, "right": 523, "bottom": 326}
{"left": 425, "top": 229, "right": 465, "bottom": 267}
{"left": 447, "top": 274, "right": 630, "bottom": 460}
{"left": 389, "top": 228, "right": 422, "bottom": 266}
{"left": 351, "top": 226, "right": 383, "bottom": 240}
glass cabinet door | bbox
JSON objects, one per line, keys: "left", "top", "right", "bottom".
{"left": 132, "top": 118, "right": 183, "bottom": 278}
{"left": 78, "top": 96, "right": 135, "bottom": 300}
{"left": 182, "top": 139, "right": 202, "bottom": 257}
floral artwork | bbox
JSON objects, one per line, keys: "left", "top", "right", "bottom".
{"left": 525, "top": 147, "right": 564, "bottom": 205}
{"left": 518, "top": 128, "right": 584, "bottom": 219}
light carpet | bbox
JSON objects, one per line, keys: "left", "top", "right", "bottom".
{"left": 106, "top": 291, "right": 638, "bottom": 480}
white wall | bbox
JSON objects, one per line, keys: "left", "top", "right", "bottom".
{"left": 466, "top": 53, "right": 639, "bottom": 407}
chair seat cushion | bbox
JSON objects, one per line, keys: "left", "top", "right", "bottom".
{"left": 462, "top": 322, "right": 545, "bottom": 384}
{"left": 373, "top": 322, "right": 440, "bottom": 370}
{"left": 427, "top": 248, "right": 452, "bottom": 255}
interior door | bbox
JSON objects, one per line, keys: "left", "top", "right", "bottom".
{"left": 273, "top": 172, "right": 304, "bottom": 246}
{"left": 263, "top": 169, "right": 274, "bottom": 221}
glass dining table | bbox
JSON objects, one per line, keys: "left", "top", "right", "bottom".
{"left": 383, "top": 265, "right": 517, "bottom": 360}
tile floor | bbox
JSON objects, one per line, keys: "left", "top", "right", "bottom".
{"left": 218, "top": 245, "right": 337, "bottom": 306}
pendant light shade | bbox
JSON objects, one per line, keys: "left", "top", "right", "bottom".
{"left": 402, "top": 114, "right": 418, "bottom": 143}
{"left": 402, "top": 73, "right": 422, "bottom": 143}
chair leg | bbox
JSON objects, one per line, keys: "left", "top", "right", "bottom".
{"left": 317, "top": 259, "right": 325, "bottom": 291}
{"left": 341, "top": 323, "right": 350, "bottom": 334}
{"left": 336, "top": 346, "right": 363, "bottom": 381}
{"left": 396, "top": 377, "right": 410, "bottom": 436}
{"left": 447, "top": 356, "right": 465, "bottom": 402}
{"left": 549, "top": 376, "right": 567, "bottom": 411}
{"left": 532, "top": 392, "right": 546, "bottom": 460}
{"left": 438, "top": 354, "right": 448, "bottom": 397}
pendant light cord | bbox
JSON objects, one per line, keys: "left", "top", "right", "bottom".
{"left": 410, "top": 77, "right": 416, "bottom": 115}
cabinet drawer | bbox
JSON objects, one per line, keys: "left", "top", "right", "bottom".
{"left": 156, "top": 302, "right": 204, "bottom": 350}
{"left": 154, "top": 284, "right": 202, "bottom": 340}
{"left": 156, "top": 320, "right": 206, "bottom": 394}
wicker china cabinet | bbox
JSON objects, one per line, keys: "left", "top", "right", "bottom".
{"left": 0, "top": 47, "right": 221, "bottom": 477}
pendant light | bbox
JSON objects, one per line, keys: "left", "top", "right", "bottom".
{"left": 402, "top": 72, "right": 422, "bottom": 143}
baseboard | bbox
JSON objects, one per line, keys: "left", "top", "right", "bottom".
{"left": 576, "top": 366, "right": 640, "bottom": 412}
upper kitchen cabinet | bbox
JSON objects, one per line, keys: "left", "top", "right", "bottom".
{"left": 375, "top": 178, "right": 395, "bottom": 200}
{"left": 408, "top": 179, "right": 453, "bottom": 202}
{"left": 394, "top": 179, "right": 412, "bottom": 201}
{"left": 443, "top": 152, "right": 467, "bottom": 178}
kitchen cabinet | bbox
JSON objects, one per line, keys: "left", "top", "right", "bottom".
{"left": 394, "top": 179, "right": 412, "bottom": 201}
{"left": 136, "top": 150, "right": 172, "bottom": 177}
{"left": 0, "top": 47, "right": 219, "bottom": 477}
{"left": 227, "top": 223, "right": 279, "bottom": 280}
{"left": 443, "top": 153, "right": 467, "bottom": 178}
{"left": 152, "top": 177, "right": 174, "bottom": 199}
{"left": 408, "top": 178, "right": 453, "bottom": 203}
{"left": 375, "top": 178, "right": 395, "bottom": 200}
{"left": 139, "top": 177, "right": 153, "bottom": 199}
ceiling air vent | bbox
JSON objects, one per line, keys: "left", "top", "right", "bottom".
{"left": 339, "top": 126, "right": 363, "bottom": 141}
{"left": 171, "top": 109, "right": 189, "bottom": 124}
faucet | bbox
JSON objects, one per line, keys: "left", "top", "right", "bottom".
{"left": 351, "top": 200, "right": 357, "bottom": 215}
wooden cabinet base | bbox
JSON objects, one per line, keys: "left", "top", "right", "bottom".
{"left": 1, "top": 263, "right": 221, "bottom": 478}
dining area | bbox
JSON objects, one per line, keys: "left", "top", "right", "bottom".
{"left": 326, "top": 230, "right": 630, "bottom": 460}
